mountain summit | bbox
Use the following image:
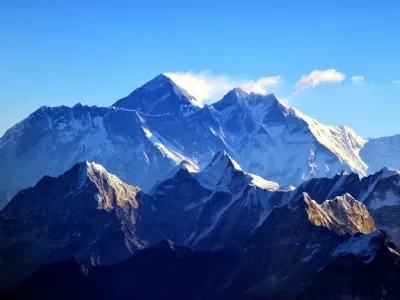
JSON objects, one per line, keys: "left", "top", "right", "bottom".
{"left": 112, "top": 74, "right": 203, "bottom": 115}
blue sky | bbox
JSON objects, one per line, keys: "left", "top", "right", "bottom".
{"left": 1, "top": 1, "right": 400, "bottom": 137}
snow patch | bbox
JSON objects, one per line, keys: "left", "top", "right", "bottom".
{"left": 332, "top": 230, "right": 381, "bottom": 262}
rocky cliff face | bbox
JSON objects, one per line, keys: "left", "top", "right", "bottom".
{"left": 304, "top": 193, "right": 376, "bottom": 235}
{"left": 0, "top": 162, "right": 160, "bottom": 289}
{"left": 295, "top": 167, "right": 400, "bottom": 246}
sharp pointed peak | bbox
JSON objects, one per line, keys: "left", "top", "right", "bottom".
{"left": 147, "top": 73, "right": 177, "bottom": 86}
{"left": 155, "top": 73, "right": 172, "bottom": 80}
{"left": 221, "top": 87, "right": 250, "bottom": 103}
{"left": 70, "top": 160, "right": 107, "bottom": 174}
{"left": 32, "top": 161, "right": 110, "bottom": 191}
{"left": 112, "top": 73, "right": 202, "bottom": 114}
{"left": 151, "top": 160, "right": 199, "bottom": 192}
{"left": 168, "top": 160, "right": 199, "bottom": 177}
{"left": 212, "top": 89, "right": 250, "bottom": 111}
{"left": 379, "top": 167, "right": 400, "bottom": 179}
{"left": 227, "top": 87, "right": 249, "bottom": 98}
{"left": 139, "top": 73, "right": 179, "bottom": 90}
{"left": 69, "top": 161, "right": 111, "bottom": 189}
{"left": 206, "top": 151, "right": 242, "bottom": 171}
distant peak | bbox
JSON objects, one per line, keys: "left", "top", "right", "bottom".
{"left": 155, "top": 73, "right": 172, "bottom": 81}
{"left": 73, "top": 102, "right": 84, "bottom": 108}
{"left": 247, "top": 93, "right": 286, "bottom": 108}
{"left": 147, "top": 73, "right": 177, "bottom": 86}
{"left": 74, "top": 161, "right": 110, "bottom": 189}
{"left": 229, "top": 87, "right": 249, "bottom": 98}
{"left": 112, "top": 73, "right": 202, "bottom": 115}
{"left": 164, "top": 160, "right": 199, "bottom": 179}
{"left": 195, "top": 151, "right": 245, "bottom": 190}
{"left": 380, "top": 167, "right": 400, "bottom": 179}
{"left": 74, "top": 160, "right": 106, "bottom": 174}
{"left": 212, "top": 89, "right": 250, "bottom": 111}
{"left": 206, "top": 151, "right": 242, "bottom": 171}
{"left": 138, "top": 73, "right": 177, "bottom": 91}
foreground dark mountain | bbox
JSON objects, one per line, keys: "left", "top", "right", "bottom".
{"left": 0, "top": 153, "right": 280, "bottom": 289}
{"left": 2, "top": 73, "right": 400, "bottom": 208}
{"left": 298, "top": 230, "right": 400, "bottom": 300}
{"left": 0, "top": 152, "right": 384, "bottom": 294}
{"left": 150, "top": 151, "right": 283, "bottom": 250}
{"left": 0, "top": 162, "right": 161, "bottom": 289}
{"left": 8, "top": 201, "right": 398, "bottom": 300}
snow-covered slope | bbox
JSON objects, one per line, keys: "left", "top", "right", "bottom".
{"left": 360, "top": 134, "right": 400, "bottom": 173}
{"left": 0, "top": 99, "right": 228, "bottom": 208}
{"left": 297, "top": 166, "right": 400, "bottom": 209}
{"left": 210, "top": 88, "right": 368, "bottom": 186}
{"left": 194, "top": 151, "right": 280, "bottom": 192}
{"left": 0, "top": 105, "right": 196, "bottom": 208}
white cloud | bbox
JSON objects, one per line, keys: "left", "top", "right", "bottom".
{"left": 392, "top": 80, "right": 400, "bottom": 85}
{"left": 164, "top": 70, "right": 280, "bottom": 103}
{"left": 351, "top": 75, "right": 365, "bottom": 83}
{"left": 294, "top": 69, "right": 345, "bottom": 93}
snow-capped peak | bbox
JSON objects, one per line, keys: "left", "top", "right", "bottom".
{"left": 380, "top": 167, "right": 400, "bottom": 179}
{"left": 196, "top": 151, "right": 279, "bottom": 192}
{"left": 77, "top": 161, "right": 140, "bottom": 210}
{"left": 194, "top": 151, "right": 242, "bottom": 189}
{"left": 162, "top": 160, "right": 200, "bottom": 181}
{"left": 152, "top": 151, "right": 280, "bottom": 197}
{"left": 229, "top": 87, "right": 249, "bottom": 99}
{"left": 211, "top": 88, "right": 250, "bottom": 112}
{"left": 112, "top": 74, "right": 202, "bottom": 115}
{"left": 205, "top": 150, "right": 242, "bottom": 172}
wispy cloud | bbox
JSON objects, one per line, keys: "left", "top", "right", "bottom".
{"left": 392, "top": 80, "right": 400, "bottom": 85}
{"left": 351, "top": 75, "right": 365, "bottom": 83}
{"left": 164, "top": 70, "right": 280, "bottom": 102}
{"left": 294, "top": 69, "right": 345, "bottom": 93}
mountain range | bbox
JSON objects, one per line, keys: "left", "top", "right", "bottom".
{"left": 1, "top": 74, "right": 400, "bottom": 209}
{"left": 3, "top": 73, "right": 400, "bottom": 299}
{"left": 3, "top": 153, "right": 400, "bottom": 299}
